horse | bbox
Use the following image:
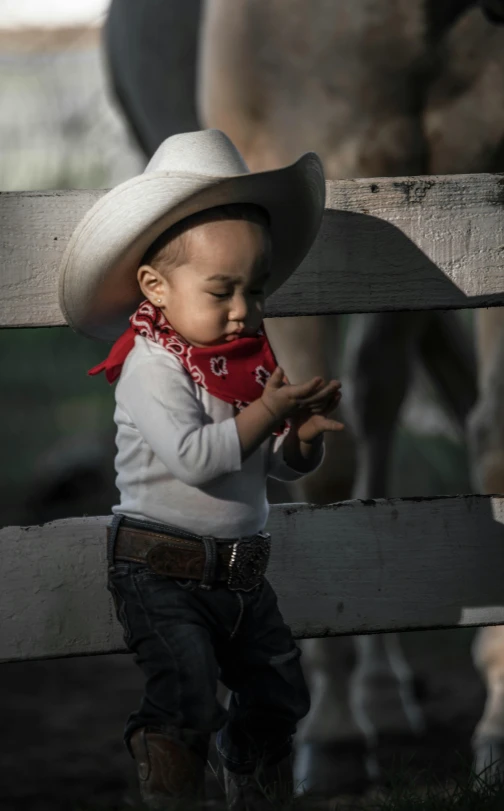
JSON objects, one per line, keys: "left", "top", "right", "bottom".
{"left": 104, "top": 0, "right": 504, "bottom": 794}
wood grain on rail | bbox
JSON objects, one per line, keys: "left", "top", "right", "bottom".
{"left": 2, "top": 495, "right": 504, "bottom": 662}
{"left": 1, "top": 174, "right": 504, "bottom": 329}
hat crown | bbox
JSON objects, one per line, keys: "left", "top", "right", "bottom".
{"left": 145, "top": 129, "right": 250, "bottom": 177}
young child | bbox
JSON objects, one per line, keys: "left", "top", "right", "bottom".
{"left": 59, "top": 129, "right": 343, "bottom": 810}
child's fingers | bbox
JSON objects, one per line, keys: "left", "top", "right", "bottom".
{"left": 311, "top": 400, "right": 338, "bottom": 414}
{"left": 300, "top": 380, "right": 340, "bottom": 407}
{"left": 317, "top": 387, "right": 342, "bottom": 408}
{"left": 304, "top": 385, "right": 342, "bottom": 414}
{"left": 267, "top": 366, "right": 285, "bottom": 389}
{"left": 323, "top": 390, "right": 342, "bottom": 413}
{"left": 322, "top": 416, "right": 345, "bottom": 431}
{"left": 289, "top": 376, "right": 324, "bottom": 398}
{"left": 321, "top": 385, "right": 342, "bottom": 409}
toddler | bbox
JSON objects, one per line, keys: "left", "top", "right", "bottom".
{"left": 59, "top": 129, "right": 343, "bottom": 810}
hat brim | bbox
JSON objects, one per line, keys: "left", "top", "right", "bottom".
{"left": 58, "top": 152, "right": 325, "bottom": 341}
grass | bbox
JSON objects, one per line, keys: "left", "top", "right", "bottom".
{"left": 315, "top": 759, "right": 504, "bottom": 810}
{"left": 73, "top": 765, "right": 504, "bottom": 811}
{"left": 332, "top": 779, "right": 504, "bottom": 810}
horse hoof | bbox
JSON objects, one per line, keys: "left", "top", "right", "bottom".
{"left": 293, "top": 740, "right": 371, "bottom": 797}
{"left": 473, "top": 737, "right": 504, "bottom": 785}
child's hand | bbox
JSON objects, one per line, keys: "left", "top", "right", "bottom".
{"left": 261, "top": 367, "right": 340, "bottom": 421}
{"left": 289, "top": 384, "right": 344, "bottom": 443}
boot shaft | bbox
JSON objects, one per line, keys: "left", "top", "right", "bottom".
{"left": 130, "top": 727, "right": 207, "bottom": 808}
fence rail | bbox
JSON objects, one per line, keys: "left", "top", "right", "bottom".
{"left": 1, "top": 174, "right": 504, "bottom": 329}
{"left": 2, "top": 496, "right": 504, "bottom": 664}
{"left": 1, "top": 174, "right": 504, "bottom": 662}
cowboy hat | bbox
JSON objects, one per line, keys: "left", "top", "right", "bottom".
{"left": 58, "top": 129, "right": 325, "bottom": 341}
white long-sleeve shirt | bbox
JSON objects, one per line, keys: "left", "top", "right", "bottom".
{"left": 112, "top": 335, "right": 324, "bottom": 538}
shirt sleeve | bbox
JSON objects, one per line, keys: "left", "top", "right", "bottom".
{"left": 116, "top": 355, "right": 242, "bottom": 487}
{"left": 267, "top": 432, "right": 325, "bottom": 482}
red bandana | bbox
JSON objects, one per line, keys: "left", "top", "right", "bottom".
{"left": 88, "top": 300, "right": 289, "bottom": 436}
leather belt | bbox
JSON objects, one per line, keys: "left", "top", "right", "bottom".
{"left": 107, "top": 523, "right": 271, "bottom": 592}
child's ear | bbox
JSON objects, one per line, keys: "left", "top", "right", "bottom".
{"left": 137, "top": 264, "right": 165, "bottom": 303}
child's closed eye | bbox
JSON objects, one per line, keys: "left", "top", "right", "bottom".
{"left": 209, "top": 289, "right": 264, "bottom": 300}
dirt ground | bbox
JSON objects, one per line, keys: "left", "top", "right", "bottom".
{"left": 0, "top": 626, "right": 485, "bottom": 810}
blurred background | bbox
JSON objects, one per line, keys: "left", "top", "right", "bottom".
{"left": 0, "top": 1, "right": 494, "bottom": 809}
{"left": 0, "top": 0, "right": 142, "bottom": 531}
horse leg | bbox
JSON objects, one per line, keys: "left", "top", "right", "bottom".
{"left": 467, "top": 307, "right": 504, "bottom": 782}
{"left": 199, "top": 16, "right": 363, "bottom": 787}
{"left": 345, "top": 312, "right": 428, "bottom": 775}
{"left": 293, "top": 636, "right": 371, "bottom": 795}
{"left": 347, "top": 311, "right": 424, "bottom": 500}
{"left": 417, "top": 311, "right": 477, "bottom": 430}
{"left": 349, "top": 309, "right": 477, "bottom": 763}
{"left": 472, "top": 627, "right": 504, "bottom": 782}
{"left": 265, "top": 314, "right": 357, "bottom": 505}
{"left": 467, "top": 308, "right": 504, "bottom": 495}
{"left": 265, "top": 315, "right": 368, "bottom": 794}
{"left": 217, "top": 318, "right": 358, "bottom": 799}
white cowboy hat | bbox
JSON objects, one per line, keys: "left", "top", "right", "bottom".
{"left": 59, "top": 129, "right": 325, "bottom": 341}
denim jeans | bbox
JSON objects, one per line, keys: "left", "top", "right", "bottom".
{"left": 107, "top": 558, "right": 310, "bottom": 774}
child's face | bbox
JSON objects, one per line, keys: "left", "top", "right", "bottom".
{"left": 137, "top": 217, "right": 271, "bottom": 346}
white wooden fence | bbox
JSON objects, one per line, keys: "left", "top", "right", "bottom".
{"left": 1, "top": 173, "right": 504, "bottom": 664}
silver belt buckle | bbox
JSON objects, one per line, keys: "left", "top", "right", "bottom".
{"left": 227, "top": 532, "right": 271, "bottom": 592}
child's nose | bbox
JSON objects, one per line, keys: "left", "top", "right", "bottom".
{"left": 229, "top": 296, "right": 248, "bottom": 321}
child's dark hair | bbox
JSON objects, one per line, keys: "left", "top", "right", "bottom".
{"left": 141, "top": 203, "right": 270, "bottom": 272}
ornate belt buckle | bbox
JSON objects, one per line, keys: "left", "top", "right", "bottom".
{"left": 227, "top": 532, "right": 271, "bottom": 592}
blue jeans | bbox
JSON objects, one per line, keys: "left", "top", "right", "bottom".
{"left": 107, "top": 559, "right": 310, "bottom": 774}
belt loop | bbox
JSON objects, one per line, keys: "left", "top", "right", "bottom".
{"left": 199, "top": 536, "right": 218, "bottom": 590}
{"left": 107, "top": 514, "right": 125, "bottom": 571}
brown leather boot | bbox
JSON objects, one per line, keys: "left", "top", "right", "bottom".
{"left": 130, "top": 727, "right": 206, "bottom": 809}
{"left": 223, "top": 755, "right": 294, "bottom": 811}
